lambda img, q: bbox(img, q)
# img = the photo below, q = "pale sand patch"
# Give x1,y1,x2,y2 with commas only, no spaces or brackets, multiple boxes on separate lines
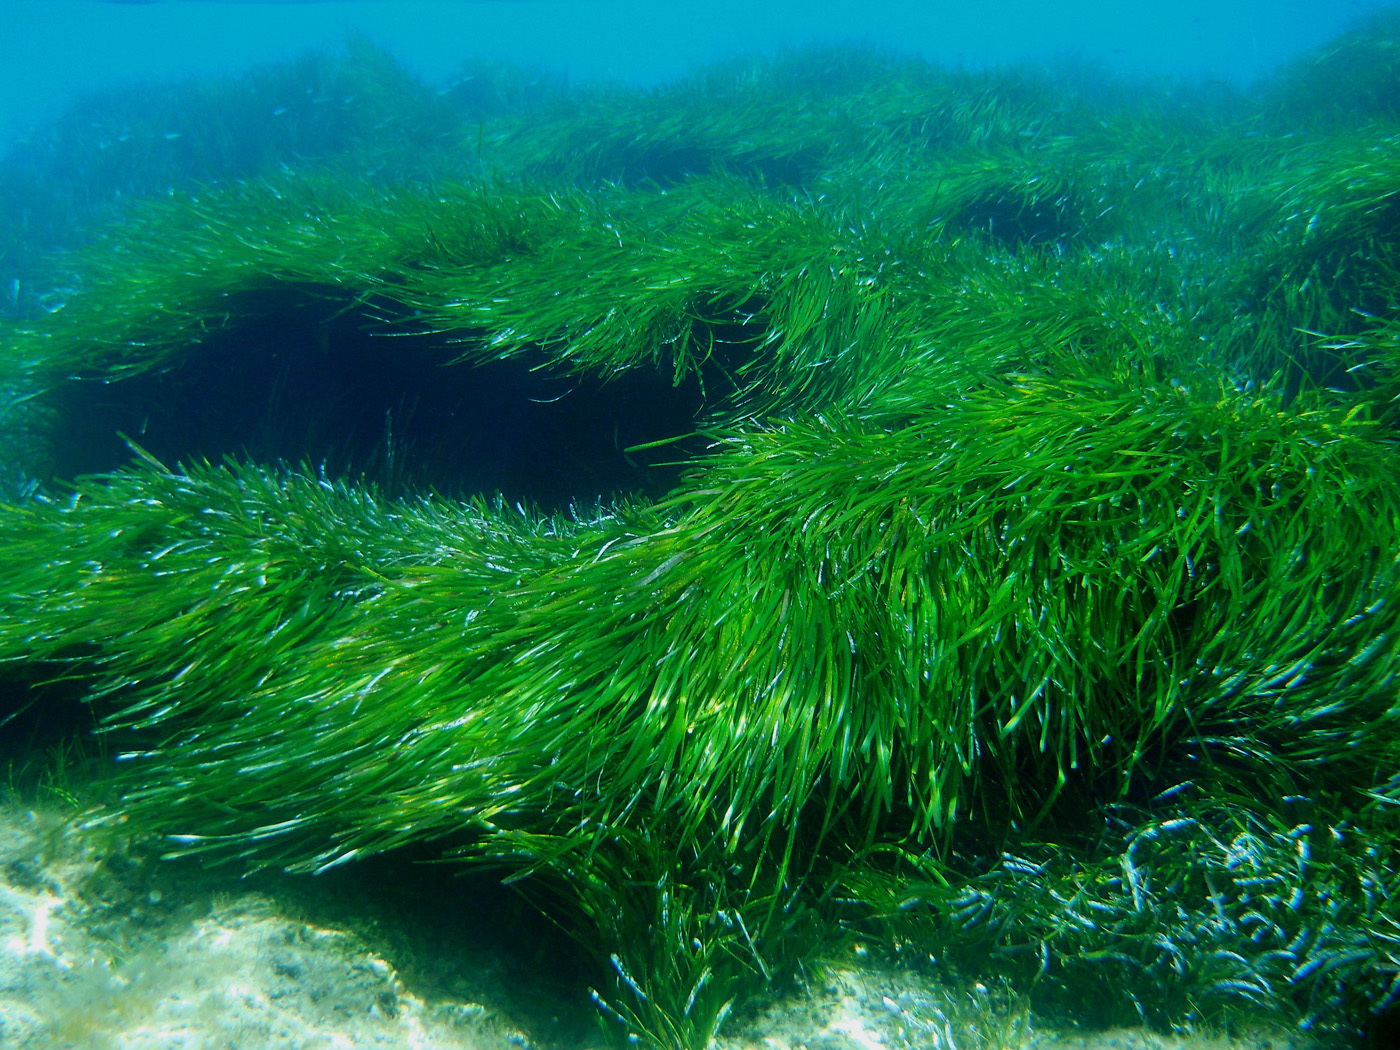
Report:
0,801,1327,1050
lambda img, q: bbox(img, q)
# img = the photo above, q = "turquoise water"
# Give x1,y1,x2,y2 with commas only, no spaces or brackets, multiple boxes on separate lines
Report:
2,0,1396,147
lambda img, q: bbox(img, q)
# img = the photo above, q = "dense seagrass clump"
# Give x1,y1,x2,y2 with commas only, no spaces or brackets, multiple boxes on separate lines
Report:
3,26,1400,1050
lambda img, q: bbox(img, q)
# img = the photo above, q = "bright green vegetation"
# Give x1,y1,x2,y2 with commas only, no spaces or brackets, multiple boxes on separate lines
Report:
3,14,1400,1049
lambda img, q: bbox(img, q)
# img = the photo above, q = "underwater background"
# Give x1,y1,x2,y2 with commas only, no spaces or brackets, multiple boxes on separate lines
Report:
4,2,1400,1048
2,0,1398,146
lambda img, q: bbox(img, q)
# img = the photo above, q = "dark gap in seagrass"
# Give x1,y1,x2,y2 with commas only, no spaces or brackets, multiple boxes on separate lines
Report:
39,285,754,511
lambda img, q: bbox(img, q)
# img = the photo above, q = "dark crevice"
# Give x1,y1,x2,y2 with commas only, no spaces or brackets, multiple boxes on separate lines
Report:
951,191,1080,249
39,288,754,510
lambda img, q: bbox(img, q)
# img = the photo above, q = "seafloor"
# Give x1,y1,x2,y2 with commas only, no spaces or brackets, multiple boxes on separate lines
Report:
0,798,1320,1050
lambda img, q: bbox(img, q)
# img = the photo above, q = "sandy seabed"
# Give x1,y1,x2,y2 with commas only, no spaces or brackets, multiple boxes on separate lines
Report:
0,800,1321,1050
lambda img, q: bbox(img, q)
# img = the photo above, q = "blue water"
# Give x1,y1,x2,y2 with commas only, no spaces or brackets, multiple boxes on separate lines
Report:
3,0,1396,148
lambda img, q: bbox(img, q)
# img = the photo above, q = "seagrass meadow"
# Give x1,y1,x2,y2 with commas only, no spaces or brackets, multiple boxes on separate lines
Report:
3,14,1400,1049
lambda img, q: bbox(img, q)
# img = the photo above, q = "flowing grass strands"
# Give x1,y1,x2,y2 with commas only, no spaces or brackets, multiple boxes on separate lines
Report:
0,461,839,1040
1255,133,1400,298
3,374,1396,862
0,455,595,853
8,28,1400,1046
4,365,1400,1047
843,791,1400,1033
825,144,1101,250
6,172,999,431
1218,132,1400,383
400,180,906,410
1336,313,1400,428
2,375,1395,1045
6,176,583,381
486,48,1077,189
875,247,1211,401
1251,10,1400,132
465,815,833,1050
